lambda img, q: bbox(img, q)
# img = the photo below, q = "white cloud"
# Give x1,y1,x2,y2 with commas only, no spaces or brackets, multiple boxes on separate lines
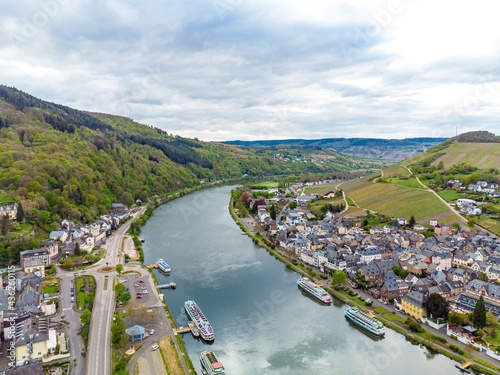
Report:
0,0,499,141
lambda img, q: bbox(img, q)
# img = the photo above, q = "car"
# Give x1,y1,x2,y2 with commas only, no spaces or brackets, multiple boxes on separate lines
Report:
134,283,140,287
149,329,155,334
136,295,142,299
143,290,148,294
139,280,145,284
151,344,159,351
71,297,74,302
141,286,147,290
366,298,372,303
136,291,142,295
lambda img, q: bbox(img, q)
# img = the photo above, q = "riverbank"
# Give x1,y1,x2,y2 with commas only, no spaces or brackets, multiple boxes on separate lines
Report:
228,195,500,375
126,204,194,375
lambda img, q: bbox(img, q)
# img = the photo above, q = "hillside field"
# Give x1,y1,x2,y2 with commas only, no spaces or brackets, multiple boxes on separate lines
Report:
341,180,464,225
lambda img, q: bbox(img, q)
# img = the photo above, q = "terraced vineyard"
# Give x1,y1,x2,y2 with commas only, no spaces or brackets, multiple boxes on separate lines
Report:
341,180,463,225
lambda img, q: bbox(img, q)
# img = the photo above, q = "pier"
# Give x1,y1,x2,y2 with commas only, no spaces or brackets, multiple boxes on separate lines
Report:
147,263,158,269
173,326,193,334
455,361,471,373
157,282,177,289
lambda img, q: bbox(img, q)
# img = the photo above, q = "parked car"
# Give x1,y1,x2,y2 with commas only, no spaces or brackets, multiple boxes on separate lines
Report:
150,329,155,334
139,280,145,284
143,290,149,294
141,286,147,290
134,283,140,287
136,295,142,299
151,344,159,351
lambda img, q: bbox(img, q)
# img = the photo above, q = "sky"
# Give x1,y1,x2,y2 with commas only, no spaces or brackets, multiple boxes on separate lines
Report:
1,0,499,142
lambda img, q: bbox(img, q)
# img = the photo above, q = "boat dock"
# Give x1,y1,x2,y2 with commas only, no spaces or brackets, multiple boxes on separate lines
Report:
455,361,471,373
174,326,192,334
147,263,158,269
157,282,177,289
173,325,198,336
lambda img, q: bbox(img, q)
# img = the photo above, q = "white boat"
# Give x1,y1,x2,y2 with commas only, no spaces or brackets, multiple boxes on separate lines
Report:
297,277,332,304
184,300,214,341
156,258,171,273
200,350,225,375
344,306,386,337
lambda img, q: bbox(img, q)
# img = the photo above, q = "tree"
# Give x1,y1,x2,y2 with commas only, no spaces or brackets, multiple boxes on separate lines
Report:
478,272,489,282
120,292,132,303
111,315,126,346
74,243,81,257
114,283,126,301
270,204,277,220
0,215,11,236
289,201,297,210
426,293,449,319
80,309,92,326
116,264,123,275
409,215,416,228
473,296,486,329
16,202,24,222
486,311,498,327
448,311,466,327
331,270,347,288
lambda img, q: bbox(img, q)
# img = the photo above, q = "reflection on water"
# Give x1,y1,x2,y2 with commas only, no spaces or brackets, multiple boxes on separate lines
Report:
141,186,463,375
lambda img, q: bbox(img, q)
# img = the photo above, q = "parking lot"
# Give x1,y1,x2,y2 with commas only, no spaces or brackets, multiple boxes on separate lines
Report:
119,273,153,304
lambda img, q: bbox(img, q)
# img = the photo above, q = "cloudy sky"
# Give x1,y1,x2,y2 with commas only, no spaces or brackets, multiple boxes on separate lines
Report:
1,0,499,141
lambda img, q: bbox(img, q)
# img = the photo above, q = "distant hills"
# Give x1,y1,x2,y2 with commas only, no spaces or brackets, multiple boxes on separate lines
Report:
223,137,448,161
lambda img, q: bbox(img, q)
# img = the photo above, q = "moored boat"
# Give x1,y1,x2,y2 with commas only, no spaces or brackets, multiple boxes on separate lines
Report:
344,306,386,337
156,258,171,273
200,350,225,375
297,277,332,304
188,321,200,338
185,300,214,341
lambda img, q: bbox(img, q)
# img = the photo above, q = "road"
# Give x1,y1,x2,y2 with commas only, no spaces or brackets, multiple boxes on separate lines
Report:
85,208,145,375
56,269,85,375
403,166,468,222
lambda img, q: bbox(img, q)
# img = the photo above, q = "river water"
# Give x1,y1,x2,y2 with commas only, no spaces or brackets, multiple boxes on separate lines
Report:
140,186,461,375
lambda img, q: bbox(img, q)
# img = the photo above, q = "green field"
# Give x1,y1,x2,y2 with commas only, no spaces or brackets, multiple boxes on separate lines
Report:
250,181,279,189
385,177,426,190
478,218,500,237
342,180,462,224
427,142,500,169
304,182,339,195
308,196,344,216
437,190,466,202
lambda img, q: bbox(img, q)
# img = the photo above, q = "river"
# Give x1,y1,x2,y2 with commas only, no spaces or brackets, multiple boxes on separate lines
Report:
140,186,462,375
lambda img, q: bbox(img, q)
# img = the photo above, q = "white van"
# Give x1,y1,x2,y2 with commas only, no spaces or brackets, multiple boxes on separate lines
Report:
151,344,159,351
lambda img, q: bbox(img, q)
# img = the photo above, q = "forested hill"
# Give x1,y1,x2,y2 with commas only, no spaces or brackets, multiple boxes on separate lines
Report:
223,137,448,161
0,85,369,231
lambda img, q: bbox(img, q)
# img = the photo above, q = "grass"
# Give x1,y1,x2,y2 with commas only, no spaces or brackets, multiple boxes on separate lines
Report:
42,277,60,294
477,217,500,237
438,189,467,202
383,313,407,323
250,181,279,189
342,180,460,223
75,275,95,310
158,336,185,375
304,182,339,195
429,142,500,169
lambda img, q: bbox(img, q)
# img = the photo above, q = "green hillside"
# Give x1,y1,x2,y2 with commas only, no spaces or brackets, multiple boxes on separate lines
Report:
0,85,377,264
341,132,499,232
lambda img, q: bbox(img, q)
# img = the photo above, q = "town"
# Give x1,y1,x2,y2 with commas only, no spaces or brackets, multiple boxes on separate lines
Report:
236,179,500,363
